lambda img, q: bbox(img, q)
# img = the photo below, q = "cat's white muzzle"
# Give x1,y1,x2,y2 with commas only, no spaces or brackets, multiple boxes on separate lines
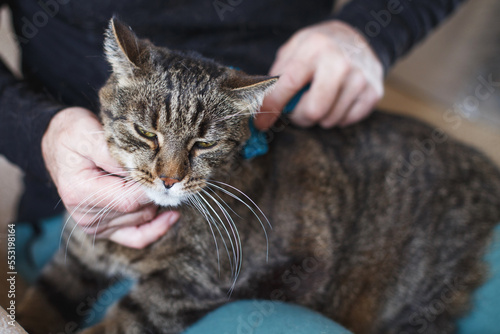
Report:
144,183,185,207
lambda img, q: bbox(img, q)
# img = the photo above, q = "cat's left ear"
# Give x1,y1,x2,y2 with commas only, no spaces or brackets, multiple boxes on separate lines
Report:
104,17,150,85
224,74,279,113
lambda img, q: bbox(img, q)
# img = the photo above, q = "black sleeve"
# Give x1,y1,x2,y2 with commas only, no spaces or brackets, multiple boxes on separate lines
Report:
0,55,64,184
332,0,466,73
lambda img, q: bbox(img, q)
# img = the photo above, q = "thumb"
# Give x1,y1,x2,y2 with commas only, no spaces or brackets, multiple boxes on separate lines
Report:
78,115,126,176
254,97,281,131
255,60,312,131
92,134,126,176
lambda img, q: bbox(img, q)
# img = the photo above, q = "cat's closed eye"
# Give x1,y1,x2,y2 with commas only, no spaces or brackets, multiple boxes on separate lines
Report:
135,124,157,139
194,141,217,149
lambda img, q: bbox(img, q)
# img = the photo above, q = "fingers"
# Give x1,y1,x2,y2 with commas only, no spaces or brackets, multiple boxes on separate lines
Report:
318,69,367,128
43,107,180,249
291,54,348,127
255,20,384,130
65,108,125,175
81,120,125,175
43,107,151,230
106,211,180,249
255,59,312,130
73,202,157,233
338,86,382,127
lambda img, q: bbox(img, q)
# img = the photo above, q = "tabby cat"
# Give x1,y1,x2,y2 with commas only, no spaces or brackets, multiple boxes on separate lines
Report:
17,18,500,334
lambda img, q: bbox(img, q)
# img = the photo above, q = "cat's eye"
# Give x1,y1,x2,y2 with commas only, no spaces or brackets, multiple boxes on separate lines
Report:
195,141,217,149
135,125,157,139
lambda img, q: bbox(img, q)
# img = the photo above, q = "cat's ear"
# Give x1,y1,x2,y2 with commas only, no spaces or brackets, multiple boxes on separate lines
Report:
104,17,150,85
224,74,279,113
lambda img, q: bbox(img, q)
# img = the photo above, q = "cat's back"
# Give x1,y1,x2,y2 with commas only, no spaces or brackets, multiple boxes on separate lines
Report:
269,111,500,195
250,111,500,332
265,111,500,236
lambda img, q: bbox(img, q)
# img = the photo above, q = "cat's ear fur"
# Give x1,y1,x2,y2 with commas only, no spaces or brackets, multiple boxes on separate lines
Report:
104,17,150,85
224,74,279,113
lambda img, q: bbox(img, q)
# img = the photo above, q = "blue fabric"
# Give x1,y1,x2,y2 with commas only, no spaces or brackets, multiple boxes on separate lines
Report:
457,224,500,334
14,216,500,333
184,300,351,334
242,120,270,159
15,215,62,284
241,85,310,160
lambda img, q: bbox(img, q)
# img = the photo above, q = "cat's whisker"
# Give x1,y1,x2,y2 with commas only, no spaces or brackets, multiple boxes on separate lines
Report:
86,180,145,247
90,176,145,227
65,174,134,211
62,177,133,259
207,180,271,261
200,190,239,267
86,186,139,237
189,195,226,275
88,180,146,246
65,173,134,199
209,180,271,230
54,172,134,211
64,176,142,256
203,185,243,288
196,192,237,278
189,195,221,268
200,189,242,294
76,177,138,233
88,179,146,241
65,183,131,257
205,186,242,219
90,159,131,171
213,111,247,122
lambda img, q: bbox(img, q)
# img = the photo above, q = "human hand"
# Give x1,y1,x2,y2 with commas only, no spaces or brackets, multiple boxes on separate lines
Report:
255,20,384,130
42,107,179,248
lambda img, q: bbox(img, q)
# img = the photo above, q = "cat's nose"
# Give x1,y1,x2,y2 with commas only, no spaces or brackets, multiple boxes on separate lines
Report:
160,176,181,189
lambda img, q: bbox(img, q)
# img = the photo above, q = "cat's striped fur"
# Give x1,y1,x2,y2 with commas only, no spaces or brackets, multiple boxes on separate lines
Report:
17,18,500,334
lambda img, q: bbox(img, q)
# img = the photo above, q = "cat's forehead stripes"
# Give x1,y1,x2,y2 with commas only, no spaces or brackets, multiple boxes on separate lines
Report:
162,93,172,126
189,99,206,130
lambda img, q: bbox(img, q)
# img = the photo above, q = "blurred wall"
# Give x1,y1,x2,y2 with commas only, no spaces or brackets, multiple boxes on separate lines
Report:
387,0,500,127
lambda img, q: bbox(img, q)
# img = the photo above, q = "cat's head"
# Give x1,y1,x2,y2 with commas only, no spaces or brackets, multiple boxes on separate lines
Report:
99,18,277,207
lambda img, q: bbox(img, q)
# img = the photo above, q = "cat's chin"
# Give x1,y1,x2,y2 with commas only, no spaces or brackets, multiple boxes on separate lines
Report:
144,188,185,207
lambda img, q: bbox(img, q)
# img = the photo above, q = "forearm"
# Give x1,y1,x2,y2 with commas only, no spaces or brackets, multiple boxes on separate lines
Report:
333,0,466,72
0,60,64,183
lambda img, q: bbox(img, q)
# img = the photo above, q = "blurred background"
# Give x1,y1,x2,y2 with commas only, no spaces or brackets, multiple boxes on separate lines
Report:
0,0,500,313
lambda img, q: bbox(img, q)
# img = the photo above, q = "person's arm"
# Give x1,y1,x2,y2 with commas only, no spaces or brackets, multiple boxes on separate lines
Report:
0,60,61,184
334,0,465,72
255,0,465,130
